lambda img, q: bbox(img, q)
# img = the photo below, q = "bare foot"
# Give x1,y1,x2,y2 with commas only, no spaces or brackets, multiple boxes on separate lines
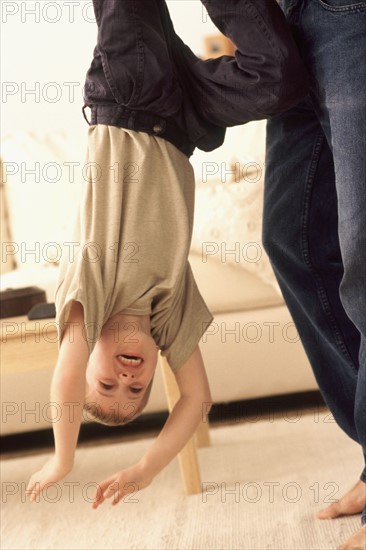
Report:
337,525,366,550
317,480,366,519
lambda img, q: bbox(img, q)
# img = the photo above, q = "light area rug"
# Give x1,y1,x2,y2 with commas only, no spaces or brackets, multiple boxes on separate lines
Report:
1,410,363,550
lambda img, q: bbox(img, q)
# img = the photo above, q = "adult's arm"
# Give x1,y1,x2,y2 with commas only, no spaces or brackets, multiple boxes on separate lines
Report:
166,0,309,126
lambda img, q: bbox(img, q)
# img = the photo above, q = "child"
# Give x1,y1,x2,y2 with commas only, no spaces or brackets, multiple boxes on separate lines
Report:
26,0,308,507
55,124,214,427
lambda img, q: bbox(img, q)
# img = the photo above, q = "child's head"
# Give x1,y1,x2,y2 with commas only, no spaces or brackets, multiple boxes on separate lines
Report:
84,313,158,426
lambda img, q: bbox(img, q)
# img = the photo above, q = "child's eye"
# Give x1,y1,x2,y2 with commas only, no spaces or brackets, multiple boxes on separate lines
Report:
130,387,143,394
100,382,114,391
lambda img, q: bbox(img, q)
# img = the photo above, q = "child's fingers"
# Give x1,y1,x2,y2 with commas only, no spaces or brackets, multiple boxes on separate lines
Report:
26,472,39,491
25,481,34,494
26,474,60,502
103,482,119,500
112,488,122,506
92,478,117,508
25,480,41,501
112,480,139,505
25,478,37,493
92,485,106,508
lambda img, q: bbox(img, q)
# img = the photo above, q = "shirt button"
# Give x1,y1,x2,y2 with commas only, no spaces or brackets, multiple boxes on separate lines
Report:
153,124,163,134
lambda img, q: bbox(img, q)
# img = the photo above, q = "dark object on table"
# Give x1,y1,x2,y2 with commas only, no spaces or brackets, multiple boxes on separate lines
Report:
27,302,56,320
0,287,47,318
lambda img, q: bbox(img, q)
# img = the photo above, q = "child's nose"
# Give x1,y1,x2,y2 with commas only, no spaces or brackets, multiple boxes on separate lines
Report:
118,371,137,382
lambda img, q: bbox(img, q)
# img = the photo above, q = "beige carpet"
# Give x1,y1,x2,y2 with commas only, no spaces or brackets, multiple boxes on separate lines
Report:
1,411,363,550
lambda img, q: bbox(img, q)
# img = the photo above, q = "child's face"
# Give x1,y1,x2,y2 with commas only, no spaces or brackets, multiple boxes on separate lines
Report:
85,314,158,421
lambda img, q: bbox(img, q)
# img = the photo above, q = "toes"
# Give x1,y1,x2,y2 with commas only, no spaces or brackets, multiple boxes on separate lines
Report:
337,526,366,550
317,503,341,519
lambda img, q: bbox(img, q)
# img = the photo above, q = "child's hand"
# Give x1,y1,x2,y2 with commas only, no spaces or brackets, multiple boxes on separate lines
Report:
26,456,73,502
92,462,154,508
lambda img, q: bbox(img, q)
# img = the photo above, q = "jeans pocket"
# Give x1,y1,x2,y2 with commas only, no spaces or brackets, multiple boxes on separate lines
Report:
317,0,366,12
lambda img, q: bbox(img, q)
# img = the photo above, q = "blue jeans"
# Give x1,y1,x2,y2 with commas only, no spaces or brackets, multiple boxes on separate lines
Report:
263,0,366,524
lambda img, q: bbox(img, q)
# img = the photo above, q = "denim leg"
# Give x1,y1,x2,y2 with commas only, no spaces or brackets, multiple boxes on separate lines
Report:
362,506,366,526
264,98,360,438
263,0,366,492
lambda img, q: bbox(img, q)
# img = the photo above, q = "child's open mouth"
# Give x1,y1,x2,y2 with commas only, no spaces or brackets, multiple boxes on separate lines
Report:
118,354,143,366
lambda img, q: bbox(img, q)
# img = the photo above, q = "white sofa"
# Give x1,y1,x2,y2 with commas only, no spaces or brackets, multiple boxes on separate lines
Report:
0,122,318,435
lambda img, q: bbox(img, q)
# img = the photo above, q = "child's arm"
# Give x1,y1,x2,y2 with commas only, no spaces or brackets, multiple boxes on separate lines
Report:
92,345,212,508
26,301,89,501
140,345,212,474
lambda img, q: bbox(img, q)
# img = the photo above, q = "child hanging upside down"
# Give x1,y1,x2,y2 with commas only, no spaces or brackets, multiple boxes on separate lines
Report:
26,0,308,507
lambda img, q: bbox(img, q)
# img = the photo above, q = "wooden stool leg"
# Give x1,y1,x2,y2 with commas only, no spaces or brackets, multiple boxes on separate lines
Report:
159,353,202,495
194,418,211,448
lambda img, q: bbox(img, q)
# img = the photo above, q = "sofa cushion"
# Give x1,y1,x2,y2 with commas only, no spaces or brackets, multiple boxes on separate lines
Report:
189,121,281,296
189,252,283,313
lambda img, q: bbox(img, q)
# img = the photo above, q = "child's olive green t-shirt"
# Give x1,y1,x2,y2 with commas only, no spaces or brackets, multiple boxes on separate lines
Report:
54,124,213,371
